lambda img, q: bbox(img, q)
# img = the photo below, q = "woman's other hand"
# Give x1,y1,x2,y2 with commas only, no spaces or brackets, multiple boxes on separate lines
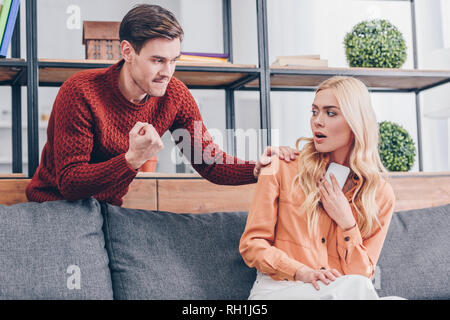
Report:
294,266,342,290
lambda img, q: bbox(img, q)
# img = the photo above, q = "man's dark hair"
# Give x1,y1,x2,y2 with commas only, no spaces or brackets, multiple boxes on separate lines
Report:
119,4,184,54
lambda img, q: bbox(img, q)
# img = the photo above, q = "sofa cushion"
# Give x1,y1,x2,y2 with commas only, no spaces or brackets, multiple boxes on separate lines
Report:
102,203,255,299
0,198,113,299
376,203,450,299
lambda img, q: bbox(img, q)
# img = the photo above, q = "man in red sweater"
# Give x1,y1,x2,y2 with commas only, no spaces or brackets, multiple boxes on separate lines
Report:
26,4,298,206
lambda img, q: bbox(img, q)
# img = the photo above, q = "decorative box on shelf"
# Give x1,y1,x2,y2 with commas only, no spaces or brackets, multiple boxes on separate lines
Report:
82,21,121,60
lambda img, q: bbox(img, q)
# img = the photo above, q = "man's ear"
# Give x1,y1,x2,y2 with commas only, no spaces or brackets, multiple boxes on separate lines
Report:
121,40,134,62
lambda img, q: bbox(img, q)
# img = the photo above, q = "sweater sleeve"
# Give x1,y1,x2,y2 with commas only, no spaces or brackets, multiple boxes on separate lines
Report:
168,80,257,185
336,181,396,278
52,82,137,201
239,157,306,281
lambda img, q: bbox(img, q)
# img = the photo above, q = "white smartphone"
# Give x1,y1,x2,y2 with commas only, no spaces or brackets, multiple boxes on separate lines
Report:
325,162,351,190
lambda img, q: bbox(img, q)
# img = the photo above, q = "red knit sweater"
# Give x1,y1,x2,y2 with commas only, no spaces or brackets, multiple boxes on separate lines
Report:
26,60,256,206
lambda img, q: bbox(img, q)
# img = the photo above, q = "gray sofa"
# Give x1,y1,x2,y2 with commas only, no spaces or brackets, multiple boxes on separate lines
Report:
0,198,448,299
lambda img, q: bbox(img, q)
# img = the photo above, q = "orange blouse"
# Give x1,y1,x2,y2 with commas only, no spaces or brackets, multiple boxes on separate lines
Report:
239,155,396,281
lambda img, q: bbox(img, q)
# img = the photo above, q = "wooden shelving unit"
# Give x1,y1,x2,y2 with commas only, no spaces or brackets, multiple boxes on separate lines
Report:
1,0,449,175
1,58,259,88
36,59,259,88
243,66,450,92
0,0,266,176
0,58,26,85
3,58,450,92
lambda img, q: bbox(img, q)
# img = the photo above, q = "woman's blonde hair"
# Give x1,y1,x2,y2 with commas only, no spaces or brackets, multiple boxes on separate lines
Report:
292,76,388,238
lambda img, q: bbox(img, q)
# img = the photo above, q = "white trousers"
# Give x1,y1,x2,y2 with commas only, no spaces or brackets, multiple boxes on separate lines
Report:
248,271,405,300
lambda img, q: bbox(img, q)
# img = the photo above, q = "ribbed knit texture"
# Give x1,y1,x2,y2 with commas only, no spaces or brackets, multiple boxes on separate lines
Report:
26,60,256,206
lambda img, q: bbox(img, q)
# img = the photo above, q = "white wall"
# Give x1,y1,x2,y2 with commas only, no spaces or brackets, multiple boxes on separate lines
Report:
416,0,450,171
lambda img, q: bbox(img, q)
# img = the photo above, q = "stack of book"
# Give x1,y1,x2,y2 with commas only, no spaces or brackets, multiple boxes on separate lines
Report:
0,0,20,58
272,55,328,68
178,52,230,65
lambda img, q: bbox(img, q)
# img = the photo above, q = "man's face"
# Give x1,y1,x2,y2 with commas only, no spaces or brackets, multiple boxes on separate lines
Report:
125,37,181,97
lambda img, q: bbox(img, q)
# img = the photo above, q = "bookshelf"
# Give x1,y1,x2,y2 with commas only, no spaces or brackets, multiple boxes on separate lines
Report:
245,66,450,92
37,59,259,88
3,59,450,92
0,58,259,87
1,0,449,176
252,0,450,172
0,58,25,85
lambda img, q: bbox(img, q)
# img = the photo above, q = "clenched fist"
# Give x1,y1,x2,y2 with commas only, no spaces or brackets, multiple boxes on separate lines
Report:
125,122,164,170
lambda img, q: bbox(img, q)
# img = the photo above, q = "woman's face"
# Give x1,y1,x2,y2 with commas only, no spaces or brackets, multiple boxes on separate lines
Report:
310,89,354,164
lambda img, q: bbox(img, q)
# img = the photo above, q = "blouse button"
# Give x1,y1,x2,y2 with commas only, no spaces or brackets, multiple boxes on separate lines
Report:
321,237,326,244
344,236,350,242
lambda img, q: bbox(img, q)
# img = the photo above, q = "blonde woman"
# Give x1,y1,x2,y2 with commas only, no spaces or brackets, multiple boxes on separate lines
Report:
239,76,399,300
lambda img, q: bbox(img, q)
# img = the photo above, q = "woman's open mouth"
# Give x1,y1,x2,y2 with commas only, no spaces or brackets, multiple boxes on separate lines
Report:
314,132,327,143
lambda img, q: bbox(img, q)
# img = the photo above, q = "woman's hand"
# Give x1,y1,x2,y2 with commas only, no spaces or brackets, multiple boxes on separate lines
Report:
294,265,342,290
318,173,356,230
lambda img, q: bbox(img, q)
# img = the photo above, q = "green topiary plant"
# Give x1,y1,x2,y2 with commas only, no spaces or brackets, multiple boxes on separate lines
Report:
378,121,416,171
344,19,407,68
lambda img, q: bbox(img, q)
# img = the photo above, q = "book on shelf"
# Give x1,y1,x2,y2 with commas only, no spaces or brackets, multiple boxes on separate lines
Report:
0,0,19,58
181,51,228,58
0,0,12,51
272,55,328,68
179,51,229,64
179,55,228,63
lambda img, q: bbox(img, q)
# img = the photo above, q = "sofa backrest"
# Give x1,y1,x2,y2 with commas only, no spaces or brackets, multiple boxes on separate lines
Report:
376,204,450,299
0,196,448,299
102,203,254,299
102,201,450,300
0,198,113,299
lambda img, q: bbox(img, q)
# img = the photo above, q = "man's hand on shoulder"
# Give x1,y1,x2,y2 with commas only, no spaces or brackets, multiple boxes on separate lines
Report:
253,146,299,179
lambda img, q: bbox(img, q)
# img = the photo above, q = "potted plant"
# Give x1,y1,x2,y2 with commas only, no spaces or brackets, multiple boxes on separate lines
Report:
378,121,416,171
344,19,407,68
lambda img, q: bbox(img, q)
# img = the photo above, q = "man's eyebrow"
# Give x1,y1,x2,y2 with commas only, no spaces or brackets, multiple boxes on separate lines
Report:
151,55,181,60
312,104,339,109
151,55,166,59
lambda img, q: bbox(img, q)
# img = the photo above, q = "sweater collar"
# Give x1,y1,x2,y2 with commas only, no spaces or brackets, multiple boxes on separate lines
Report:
107,59,156,110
